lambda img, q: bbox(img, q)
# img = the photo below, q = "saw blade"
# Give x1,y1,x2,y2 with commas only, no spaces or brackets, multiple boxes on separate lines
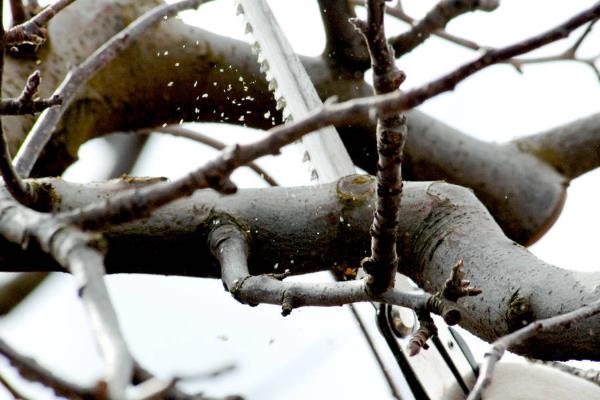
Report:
235,0,355,183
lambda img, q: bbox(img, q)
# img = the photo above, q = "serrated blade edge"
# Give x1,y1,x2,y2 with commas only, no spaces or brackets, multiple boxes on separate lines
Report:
235,0,356,183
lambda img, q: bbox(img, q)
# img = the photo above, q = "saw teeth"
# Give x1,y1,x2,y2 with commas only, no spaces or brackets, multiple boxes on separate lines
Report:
251,41,261,55
260,59,270,74
235,3,244,15
310,169,319,182
276,97,286,111
302,151,311,163
268,79,278,92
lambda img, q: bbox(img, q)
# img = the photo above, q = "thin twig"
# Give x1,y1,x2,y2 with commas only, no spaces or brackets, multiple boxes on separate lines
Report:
0,370,30,400
4,0,77,46
12,0,208,178
0,337,93,399
352,0,407,295
357,0,600,76
9,0,27,26
208,221,461,322
138,126,279,187
407,260,480,356
467,299,600,400
0,197,136,398
388,0,499,57
0,70,59,206
59,2,600,232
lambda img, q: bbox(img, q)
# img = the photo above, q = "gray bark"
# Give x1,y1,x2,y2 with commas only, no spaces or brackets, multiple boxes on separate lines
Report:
0,176,597,361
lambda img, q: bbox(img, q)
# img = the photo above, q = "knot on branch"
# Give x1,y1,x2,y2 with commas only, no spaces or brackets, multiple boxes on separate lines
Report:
4,21,48,46
442,259,482,302
427,260,482,325
361,256,398,295
506,289,535,332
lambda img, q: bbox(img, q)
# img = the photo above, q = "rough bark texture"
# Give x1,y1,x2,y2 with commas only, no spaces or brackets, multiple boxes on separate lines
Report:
0,0,579,247
0,176,597,361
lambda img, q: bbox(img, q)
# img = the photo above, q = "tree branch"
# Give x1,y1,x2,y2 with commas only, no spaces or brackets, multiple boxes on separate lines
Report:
0,337,94,399
468,300,600,400
513,112,600,179
0,0,575,247
12,0,208,178
316,0,371,71
0,177,596,359
352,0,407,294
208,220,460,321
388,0,499,57
0,197,136,398
138,125,278,187
370,1,600,75
4,0,77,46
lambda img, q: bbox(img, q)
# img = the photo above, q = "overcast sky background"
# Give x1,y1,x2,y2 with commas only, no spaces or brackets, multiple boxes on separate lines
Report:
0,0,598,399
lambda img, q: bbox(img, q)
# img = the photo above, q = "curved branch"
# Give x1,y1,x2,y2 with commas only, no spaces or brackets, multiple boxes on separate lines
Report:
388,0,499,57
514,112,600,180
0,0,593,246
0,176,598,360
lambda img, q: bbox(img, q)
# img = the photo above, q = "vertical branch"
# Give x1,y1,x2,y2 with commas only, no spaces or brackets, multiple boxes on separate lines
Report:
9,0,27,26
316,0,371,71
351,0,407,295
0,3,36,207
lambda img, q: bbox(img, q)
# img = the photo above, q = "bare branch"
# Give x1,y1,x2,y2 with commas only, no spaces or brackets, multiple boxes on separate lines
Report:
4,0,78,46
58,1,600,232
316,0,371,71
0,371,31,400
468,300,600,400
0,272,47,315
352,0,407,294
514,112,600,180
9,0,28,26
12,0,208,178
0,197,135,398
138,126,279,187
0,337,94,399
388,0,499,57
208,220,462,322
365,0,600,74
0,71,59,207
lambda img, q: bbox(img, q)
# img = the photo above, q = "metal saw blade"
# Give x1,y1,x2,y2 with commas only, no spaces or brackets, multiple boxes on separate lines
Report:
235,0,355,183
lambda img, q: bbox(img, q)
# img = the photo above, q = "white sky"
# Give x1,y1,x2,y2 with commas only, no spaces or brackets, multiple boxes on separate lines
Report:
0,1,599,399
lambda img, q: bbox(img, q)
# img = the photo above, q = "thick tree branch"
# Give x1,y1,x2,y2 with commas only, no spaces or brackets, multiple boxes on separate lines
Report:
513,112,600,179
316,0,371,71
0,177,597,360
0,0,576,247
56,1,600,235
12,0,207,178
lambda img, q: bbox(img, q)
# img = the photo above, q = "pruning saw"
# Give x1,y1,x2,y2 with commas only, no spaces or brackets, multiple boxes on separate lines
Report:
234,1,477,398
